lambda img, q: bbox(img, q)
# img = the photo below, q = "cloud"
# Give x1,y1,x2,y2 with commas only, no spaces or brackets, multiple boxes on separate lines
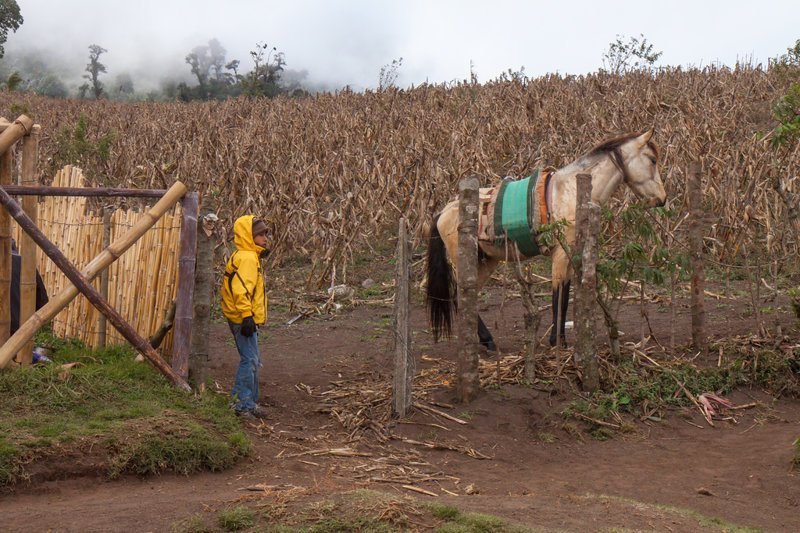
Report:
3,0,797,92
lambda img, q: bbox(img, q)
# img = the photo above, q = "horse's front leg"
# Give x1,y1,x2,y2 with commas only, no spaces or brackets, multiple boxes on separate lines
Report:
477,315,497,352
549,281,571,347
549,247,572,347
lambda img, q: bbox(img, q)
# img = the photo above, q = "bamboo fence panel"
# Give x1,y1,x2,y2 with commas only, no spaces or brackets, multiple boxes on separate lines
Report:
15,166,182,353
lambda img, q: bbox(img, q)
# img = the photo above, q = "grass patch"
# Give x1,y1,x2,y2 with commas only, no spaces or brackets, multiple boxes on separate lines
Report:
429,503,461,520
563,346,800,432
583,493,760,532
536,432,556,444
170,513,214,533
0,340,249,486
358,285,387,299
793,437,800,470
217,505,256,531
306,516,395,532
429,503,530,532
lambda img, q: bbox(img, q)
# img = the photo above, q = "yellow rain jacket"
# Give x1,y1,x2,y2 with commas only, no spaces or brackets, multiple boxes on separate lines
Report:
220,215,268,325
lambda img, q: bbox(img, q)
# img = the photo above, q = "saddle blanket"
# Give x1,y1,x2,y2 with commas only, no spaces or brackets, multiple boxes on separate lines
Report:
478,169,553,257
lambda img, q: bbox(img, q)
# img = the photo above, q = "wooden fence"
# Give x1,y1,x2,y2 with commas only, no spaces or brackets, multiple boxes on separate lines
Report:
15,166,183,352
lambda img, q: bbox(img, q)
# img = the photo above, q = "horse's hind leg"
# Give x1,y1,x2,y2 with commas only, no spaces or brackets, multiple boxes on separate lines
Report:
548,281,571,347
478,315,497,352
476,255,499,352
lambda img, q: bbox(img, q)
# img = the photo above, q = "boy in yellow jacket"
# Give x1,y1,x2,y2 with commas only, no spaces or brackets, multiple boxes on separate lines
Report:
220,215,269,419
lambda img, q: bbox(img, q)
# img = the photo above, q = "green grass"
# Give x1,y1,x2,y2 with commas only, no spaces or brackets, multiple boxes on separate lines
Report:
358,285,386,299
563,346,800,432
217,505,256,531
536,432,556,444
430,505,531,532
0,340,249,485
170,514,214,533
793,437,800,469
430,503,461,520
305,517,395,532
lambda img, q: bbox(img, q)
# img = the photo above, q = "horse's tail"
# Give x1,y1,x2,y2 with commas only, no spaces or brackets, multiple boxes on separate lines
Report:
426,215,454,341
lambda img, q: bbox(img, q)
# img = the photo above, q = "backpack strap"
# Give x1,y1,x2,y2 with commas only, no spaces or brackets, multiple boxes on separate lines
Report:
225,251,252,299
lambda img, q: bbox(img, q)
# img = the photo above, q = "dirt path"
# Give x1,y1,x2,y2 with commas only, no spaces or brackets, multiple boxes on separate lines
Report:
2,296,799,532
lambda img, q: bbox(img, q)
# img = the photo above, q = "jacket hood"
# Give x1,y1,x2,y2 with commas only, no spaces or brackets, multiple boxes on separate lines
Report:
232,215,266,253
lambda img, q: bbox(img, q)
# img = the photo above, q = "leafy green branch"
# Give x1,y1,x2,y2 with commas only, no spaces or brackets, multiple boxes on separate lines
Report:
595,204,688,355
48,115,116,182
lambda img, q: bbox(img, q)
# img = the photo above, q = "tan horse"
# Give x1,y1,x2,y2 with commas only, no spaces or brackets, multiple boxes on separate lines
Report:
426,129,666,350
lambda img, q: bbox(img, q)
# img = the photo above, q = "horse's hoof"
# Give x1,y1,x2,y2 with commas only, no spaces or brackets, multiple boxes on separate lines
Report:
549,334,568,348
484,341,497,352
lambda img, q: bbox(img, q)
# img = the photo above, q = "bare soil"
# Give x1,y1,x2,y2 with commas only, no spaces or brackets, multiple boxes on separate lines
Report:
2,270,799,532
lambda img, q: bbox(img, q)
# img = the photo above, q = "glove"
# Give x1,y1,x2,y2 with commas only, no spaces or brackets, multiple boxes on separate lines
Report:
260,248,270,259
240,316,256,337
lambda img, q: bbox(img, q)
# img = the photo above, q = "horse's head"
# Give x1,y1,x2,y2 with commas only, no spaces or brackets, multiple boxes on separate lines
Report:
619,128,666,207
594,128,666,208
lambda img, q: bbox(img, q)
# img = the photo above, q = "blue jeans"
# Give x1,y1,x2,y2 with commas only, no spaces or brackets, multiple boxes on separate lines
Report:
229,321,261,412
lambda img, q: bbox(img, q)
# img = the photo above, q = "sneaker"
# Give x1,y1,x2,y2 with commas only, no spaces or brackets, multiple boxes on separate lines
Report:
251,406,269,419
235,407,268,420
235,409,256,420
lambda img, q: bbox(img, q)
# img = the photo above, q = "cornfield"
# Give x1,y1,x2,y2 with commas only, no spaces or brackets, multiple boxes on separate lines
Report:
1,64,798,287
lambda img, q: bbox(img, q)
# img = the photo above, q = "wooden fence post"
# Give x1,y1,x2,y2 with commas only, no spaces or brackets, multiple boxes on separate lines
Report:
172,192,198,380
574,174,591,269
0,116,34,358
0,151,11,345
17,127,39,365
392,217,413,417
97,206,112,348
574,174,600,391
688,161,706,353
189,198,217,390
457,176,480,402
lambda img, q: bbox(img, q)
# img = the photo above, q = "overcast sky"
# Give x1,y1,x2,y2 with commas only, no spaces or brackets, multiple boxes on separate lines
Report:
5,0,799,91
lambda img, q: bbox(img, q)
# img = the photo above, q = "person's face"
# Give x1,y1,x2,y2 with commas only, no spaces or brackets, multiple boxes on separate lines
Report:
253,232,268,248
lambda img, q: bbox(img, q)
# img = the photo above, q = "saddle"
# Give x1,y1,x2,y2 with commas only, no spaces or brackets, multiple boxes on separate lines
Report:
478,168,554,257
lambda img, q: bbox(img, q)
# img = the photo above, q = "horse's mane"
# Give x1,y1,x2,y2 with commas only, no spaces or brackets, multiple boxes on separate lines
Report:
589,129,659,159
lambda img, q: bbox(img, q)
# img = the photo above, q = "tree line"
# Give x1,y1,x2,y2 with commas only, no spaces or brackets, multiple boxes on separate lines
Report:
0,0,304,100
0,37,305,101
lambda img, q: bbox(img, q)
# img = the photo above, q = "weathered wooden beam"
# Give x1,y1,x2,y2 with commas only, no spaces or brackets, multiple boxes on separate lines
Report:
171,192,198,380
0,151,11,345
97,207,113,348
0,116,33,352
456,176,480,402
17,129,39,365
574,173,599,392
189,198,217,390
149,300,177,349
1,185,168,198
392,217,413,417
0,115,32,156
688,161,706,353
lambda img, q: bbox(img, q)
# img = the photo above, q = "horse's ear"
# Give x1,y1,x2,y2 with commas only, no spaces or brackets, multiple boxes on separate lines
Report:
635,127,654,147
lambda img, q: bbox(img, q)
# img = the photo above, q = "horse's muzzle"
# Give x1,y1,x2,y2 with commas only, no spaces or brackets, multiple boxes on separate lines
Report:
648,196,666,208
